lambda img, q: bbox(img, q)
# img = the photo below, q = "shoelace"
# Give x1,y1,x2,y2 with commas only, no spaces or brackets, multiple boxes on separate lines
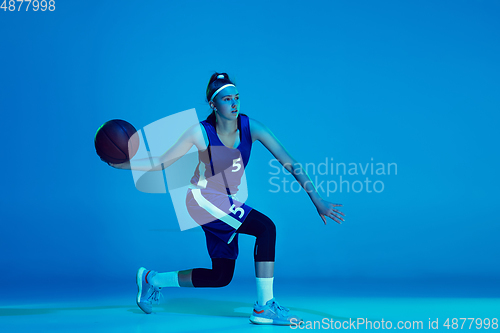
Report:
147,286,163,304
270,300,289,314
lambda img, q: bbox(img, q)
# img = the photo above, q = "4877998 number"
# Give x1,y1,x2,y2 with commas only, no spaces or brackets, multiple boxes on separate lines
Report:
443,318,498,330
1,0,55,11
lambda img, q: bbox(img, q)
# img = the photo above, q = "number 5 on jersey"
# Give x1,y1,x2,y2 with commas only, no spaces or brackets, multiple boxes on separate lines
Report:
229,204,244,219
232,158,241,172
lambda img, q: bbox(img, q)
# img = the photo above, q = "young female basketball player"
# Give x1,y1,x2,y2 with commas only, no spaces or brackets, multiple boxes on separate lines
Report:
110,73,345,325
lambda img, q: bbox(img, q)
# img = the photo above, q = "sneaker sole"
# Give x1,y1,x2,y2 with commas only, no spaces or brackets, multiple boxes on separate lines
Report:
250,315,294,326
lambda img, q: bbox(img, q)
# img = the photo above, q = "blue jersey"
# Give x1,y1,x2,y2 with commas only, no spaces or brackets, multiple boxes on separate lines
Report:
190,113,252,194
185,113,254,259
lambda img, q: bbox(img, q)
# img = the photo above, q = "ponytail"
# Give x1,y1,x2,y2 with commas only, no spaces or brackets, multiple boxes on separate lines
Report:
206,72,236,103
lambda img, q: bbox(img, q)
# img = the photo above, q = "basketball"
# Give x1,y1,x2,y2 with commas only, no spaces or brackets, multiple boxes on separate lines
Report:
94,119,140,164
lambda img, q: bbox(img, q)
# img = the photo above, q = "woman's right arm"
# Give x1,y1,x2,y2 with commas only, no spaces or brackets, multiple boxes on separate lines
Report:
110,124,204,171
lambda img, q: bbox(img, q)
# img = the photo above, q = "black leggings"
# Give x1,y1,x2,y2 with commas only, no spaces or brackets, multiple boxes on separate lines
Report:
191,209,276,287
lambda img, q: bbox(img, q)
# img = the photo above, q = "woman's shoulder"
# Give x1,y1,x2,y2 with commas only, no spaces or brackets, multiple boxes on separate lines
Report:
249,116,270,130
183,122,209,151
247,116,270,142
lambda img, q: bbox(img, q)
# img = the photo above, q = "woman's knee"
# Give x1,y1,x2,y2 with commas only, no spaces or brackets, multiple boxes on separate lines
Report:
259,214,276,239
215,269,234,287
249,210,276,238
212,258,235,287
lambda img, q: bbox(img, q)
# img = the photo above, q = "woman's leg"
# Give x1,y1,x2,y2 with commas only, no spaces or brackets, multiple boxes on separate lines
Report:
236,209,302,325
151,209,275,291
237,209,277,305
136,258,235,314
149,258,236,288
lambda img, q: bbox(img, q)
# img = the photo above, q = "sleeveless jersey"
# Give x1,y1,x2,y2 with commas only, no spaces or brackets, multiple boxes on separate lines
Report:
185,113,253,259
189,113,252,194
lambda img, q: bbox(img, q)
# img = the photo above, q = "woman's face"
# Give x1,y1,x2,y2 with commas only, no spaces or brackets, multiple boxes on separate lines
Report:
211,86,240,121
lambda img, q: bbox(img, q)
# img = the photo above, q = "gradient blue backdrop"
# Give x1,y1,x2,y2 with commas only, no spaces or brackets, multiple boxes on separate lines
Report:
1,0,499,294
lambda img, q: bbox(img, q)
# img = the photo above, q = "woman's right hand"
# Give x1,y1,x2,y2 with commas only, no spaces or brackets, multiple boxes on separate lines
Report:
315,198,345,225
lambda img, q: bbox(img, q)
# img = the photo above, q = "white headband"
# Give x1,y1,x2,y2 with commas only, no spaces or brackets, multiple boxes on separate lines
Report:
210,84,235,102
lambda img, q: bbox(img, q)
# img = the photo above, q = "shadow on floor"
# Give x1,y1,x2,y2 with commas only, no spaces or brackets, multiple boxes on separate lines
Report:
0,305,131,317
1,298,348,321
150,297,349,320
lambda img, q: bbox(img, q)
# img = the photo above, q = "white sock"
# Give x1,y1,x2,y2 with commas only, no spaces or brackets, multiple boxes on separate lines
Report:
256,277,274,306
150,271,180,288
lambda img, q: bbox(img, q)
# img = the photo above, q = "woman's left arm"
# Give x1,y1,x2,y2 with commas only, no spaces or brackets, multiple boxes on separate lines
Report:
250,118,345,224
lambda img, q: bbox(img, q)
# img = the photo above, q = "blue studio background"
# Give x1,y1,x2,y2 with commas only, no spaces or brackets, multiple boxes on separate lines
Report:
1,0,499,297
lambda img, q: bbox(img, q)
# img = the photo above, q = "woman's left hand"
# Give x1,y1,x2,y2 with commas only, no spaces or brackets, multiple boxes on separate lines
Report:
315,199,345,225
